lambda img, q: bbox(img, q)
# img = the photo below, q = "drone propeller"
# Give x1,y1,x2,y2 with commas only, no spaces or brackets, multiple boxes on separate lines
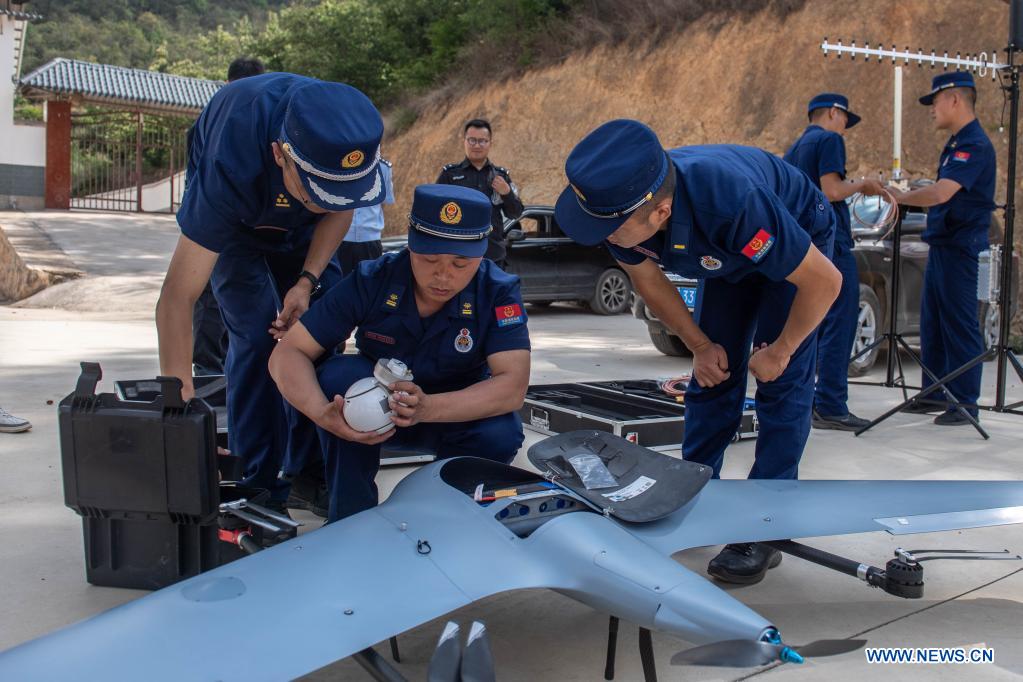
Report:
460,621,497,682
427,622,461,682
670,637,866,667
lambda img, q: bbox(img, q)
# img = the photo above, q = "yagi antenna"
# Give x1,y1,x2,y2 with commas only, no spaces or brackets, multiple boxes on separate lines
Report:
821,38,1006,78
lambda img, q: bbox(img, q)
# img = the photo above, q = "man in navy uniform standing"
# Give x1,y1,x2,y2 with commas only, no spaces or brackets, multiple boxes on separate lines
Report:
437,119,523,266
784,93,884,430
888,72,996,425
156,73,386,516
269,184,530,522
556,120,841,584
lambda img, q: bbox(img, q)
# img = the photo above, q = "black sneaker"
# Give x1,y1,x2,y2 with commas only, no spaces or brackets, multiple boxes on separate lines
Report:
900,400,942,414
812,409,870,431
286,476,329,518
934,410,976,426
707,543,782,585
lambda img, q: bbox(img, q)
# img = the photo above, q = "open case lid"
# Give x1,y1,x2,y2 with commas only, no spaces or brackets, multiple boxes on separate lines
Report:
527,430,712,523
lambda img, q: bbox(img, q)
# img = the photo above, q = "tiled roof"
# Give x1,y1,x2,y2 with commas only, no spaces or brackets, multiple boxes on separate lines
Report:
19,58,223,115
0,8,43,21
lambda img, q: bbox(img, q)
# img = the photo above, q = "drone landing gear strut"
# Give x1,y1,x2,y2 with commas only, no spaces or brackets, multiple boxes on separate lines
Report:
604,616,658,682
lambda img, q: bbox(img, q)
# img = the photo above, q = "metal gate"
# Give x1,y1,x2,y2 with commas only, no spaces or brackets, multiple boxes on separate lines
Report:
70,110,190,213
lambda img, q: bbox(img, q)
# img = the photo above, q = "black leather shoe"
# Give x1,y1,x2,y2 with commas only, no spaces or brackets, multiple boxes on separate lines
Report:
707,543,782,585
812,409,870,431
900,400,943,414
286,475,329,518
934,410,976,426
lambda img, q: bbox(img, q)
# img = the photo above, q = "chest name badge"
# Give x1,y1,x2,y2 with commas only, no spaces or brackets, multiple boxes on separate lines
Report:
741,229,775,263
275,193,291,208
700,255,722,271
953,150,971,162
495,303,524,327
455,328,474,353
365,331,396,345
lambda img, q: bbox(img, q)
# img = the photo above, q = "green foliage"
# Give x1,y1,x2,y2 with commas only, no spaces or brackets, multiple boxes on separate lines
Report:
13,96,43,122
20,0,799,113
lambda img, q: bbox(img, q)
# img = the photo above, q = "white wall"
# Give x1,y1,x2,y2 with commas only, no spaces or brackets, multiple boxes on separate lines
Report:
0,14,46,168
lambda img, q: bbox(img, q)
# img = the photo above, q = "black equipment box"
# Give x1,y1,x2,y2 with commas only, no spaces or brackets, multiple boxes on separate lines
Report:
115,374,433,467
519,379,758,451
60,363,255,590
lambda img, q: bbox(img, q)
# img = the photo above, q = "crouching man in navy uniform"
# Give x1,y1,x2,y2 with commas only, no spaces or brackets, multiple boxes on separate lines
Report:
556,120,841,584
269,185,530,522
784,93,884,431
888,73,996,426
156,74,386,515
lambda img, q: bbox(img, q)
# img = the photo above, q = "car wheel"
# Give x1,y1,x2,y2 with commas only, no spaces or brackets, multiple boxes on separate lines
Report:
979,302,999,349
649,328,692,357
589,268,632,315
848,284,882,377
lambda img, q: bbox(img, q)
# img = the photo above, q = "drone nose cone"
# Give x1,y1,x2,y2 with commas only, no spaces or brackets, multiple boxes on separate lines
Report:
653,582,773,645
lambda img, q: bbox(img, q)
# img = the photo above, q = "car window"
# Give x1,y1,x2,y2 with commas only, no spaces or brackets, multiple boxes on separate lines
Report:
549,215,568,239
514,217,544,237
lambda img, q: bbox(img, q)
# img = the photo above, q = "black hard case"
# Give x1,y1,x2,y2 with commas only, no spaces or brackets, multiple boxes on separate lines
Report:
59,363,232,590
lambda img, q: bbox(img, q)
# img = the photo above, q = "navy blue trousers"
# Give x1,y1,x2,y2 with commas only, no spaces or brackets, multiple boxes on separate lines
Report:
814,241,859,417
192,283,228,376
683,274,819,480
920,244,984,414
211,241,341,500
316,354,524,522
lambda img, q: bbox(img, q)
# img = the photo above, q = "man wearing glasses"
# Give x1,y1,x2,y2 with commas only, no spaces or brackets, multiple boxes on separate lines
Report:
437,118,523,266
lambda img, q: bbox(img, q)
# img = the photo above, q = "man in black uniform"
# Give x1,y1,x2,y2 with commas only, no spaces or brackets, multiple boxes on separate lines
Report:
436,118,523,266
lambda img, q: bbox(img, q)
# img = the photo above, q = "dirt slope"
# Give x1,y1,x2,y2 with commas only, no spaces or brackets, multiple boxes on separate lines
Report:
386,0,1011,223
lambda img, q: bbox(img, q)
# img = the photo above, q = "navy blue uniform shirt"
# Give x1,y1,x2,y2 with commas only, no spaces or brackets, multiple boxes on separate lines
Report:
924,118,996,252
608,145,833,282
179,73,323,254
783,125,853,249
301,251,530,393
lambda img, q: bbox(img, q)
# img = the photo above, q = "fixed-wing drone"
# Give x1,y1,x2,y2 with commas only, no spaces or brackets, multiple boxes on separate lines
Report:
1,430,1021,681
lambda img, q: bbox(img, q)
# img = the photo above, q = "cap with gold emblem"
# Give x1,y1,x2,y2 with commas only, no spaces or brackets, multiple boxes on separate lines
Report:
279,81,384,211
555,119,671,246
407,184,493,257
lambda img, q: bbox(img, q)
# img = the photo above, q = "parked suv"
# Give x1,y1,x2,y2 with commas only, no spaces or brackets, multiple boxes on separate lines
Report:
633,197,1016,375
383,205,633,315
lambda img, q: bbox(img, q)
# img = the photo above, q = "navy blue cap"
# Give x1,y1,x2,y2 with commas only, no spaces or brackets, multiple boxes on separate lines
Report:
808,92,861,128
279,81,384,212
919,72,976,105
554,119,670,246
407,184,493,257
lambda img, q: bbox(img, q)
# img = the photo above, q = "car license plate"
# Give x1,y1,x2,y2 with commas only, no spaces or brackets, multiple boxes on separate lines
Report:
677,286,697,309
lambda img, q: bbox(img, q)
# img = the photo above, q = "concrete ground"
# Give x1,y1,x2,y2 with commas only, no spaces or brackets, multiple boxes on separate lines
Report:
1,209,1022,681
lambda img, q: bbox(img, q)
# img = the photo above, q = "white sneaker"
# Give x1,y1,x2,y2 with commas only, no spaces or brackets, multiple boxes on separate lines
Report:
0,407,31,433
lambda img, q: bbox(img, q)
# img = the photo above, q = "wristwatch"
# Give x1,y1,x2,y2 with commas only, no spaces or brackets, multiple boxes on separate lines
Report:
298,270,321,293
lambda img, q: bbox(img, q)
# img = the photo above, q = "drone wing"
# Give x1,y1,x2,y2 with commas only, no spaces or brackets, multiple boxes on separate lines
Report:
0,461,569,682
627,479,1023,555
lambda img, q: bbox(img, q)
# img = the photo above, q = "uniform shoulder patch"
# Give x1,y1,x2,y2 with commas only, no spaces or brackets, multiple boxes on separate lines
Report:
953,150,971,162
494,303,524,327
741,229,775,263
